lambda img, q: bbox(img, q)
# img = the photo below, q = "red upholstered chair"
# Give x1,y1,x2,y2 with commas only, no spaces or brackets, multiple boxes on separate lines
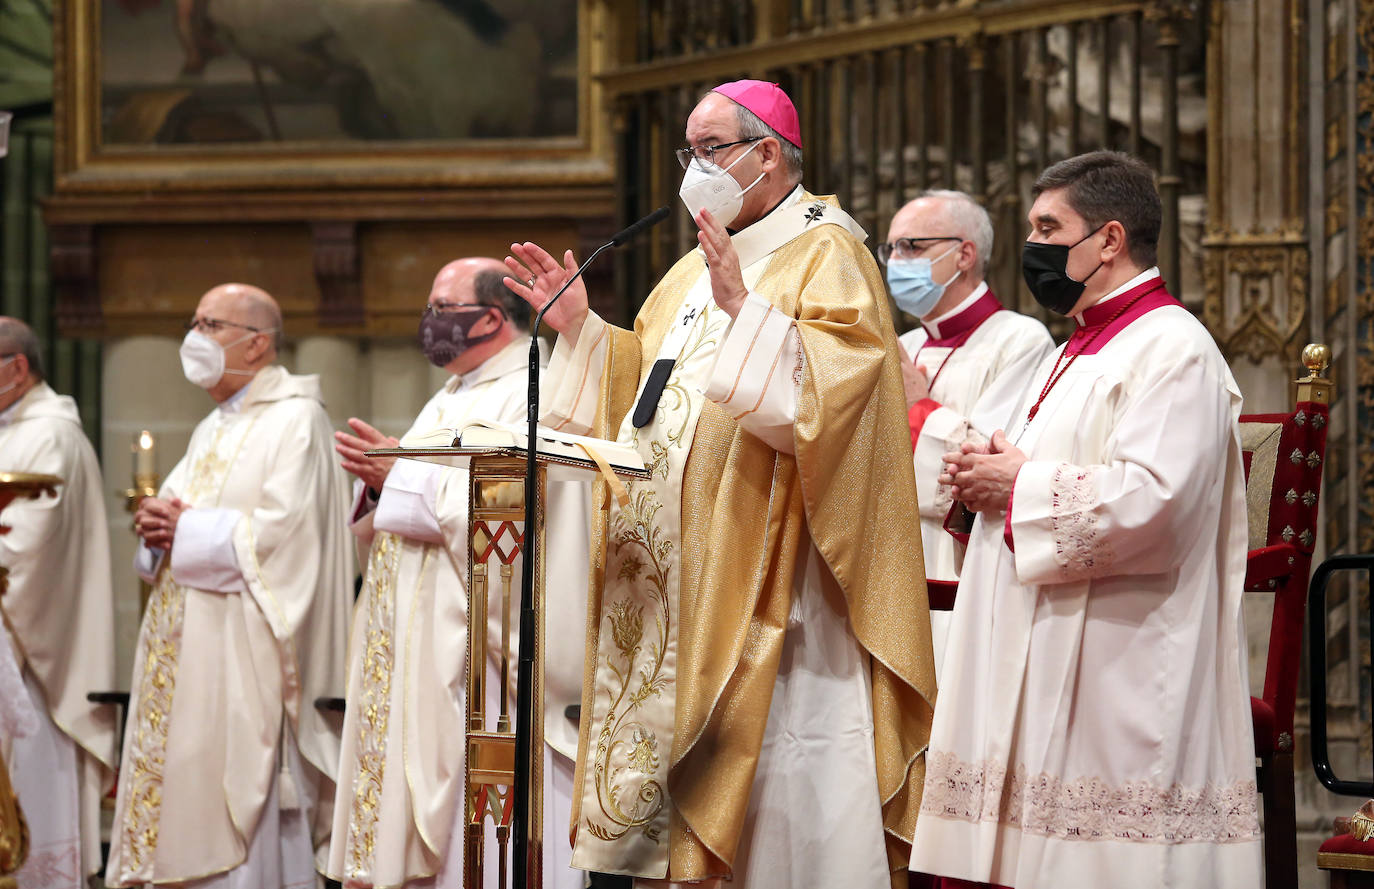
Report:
1239,343,1333,889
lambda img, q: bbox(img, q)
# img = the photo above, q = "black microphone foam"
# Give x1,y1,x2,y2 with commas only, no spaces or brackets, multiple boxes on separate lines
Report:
610,206,671,247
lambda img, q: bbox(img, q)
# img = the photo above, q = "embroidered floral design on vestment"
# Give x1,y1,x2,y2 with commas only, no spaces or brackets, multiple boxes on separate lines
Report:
115,421,239,881
585,487,672,845
346,533,402,878
1049,463,1113,576
921,751,1261,843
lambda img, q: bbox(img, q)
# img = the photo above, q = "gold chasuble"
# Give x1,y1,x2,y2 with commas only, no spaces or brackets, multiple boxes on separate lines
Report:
557,190,935,885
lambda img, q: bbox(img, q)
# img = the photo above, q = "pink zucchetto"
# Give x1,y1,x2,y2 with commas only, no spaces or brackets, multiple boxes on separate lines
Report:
710,79,803,150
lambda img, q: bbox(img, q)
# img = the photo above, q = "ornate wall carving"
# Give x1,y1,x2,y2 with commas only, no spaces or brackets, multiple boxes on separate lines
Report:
1202,0,1310,367
1202,242,1310,364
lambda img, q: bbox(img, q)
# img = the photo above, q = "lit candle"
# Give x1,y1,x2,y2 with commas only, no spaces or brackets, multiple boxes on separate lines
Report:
134,430,155,477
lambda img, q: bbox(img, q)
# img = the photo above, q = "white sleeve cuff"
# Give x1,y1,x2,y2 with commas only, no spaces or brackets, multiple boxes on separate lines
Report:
542,312,609,436
913,405,973,521
134,543,166,585
349,478,378,542
373,459,445,544
170,507,246,592
1008,459,1061,584
704,292,799,453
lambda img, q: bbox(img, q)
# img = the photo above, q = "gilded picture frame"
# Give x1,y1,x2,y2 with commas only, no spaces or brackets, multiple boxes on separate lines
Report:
53,0,614,192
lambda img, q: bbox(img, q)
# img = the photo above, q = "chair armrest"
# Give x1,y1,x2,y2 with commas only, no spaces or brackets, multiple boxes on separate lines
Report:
1245,544,1299,593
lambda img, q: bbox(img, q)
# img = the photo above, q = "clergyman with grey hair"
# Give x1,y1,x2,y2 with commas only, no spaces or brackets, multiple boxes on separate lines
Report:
502,78,935,888
880,189,1054,669
0,316,118,886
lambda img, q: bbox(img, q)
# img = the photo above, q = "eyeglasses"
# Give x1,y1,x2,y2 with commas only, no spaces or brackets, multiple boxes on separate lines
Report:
876,236,963,265
184,316,267,334
423,302,502,319
675,137,764,170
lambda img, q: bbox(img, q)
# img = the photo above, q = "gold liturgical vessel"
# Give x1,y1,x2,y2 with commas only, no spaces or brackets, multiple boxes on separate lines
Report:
0,471,63,888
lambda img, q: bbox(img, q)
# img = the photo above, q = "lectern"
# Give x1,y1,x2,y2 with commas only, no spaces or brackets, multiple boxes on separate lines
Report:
368,443,645,889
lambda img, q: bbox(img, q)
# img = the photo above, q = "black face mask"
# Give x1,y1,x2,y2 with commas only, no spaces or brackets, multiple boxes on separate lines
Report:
417,305,502,368
1021,224,1105,315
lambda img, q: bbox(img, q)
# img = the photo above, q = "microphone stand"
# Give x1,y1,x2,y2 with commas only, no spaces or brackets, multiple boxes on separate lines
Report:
512,207,668,888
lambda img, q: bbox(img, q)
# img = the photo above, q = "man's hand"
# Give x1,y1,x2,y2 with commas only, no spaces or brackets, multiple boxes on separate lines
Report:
504,243,590,342
335,418,399,492
897,344,931,408
943,430,1027,514
135,496,189,550
695,208,749,318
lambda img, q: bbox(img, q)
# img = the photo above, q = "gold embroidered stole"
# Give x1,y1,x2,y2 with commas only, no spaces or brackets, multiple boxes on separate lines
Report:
115,409,257,882
338,388,483,879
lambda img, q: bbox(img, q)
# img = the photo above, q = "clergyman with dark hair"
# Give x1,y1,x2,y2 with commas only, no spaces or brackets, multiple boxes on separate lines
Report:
326,257,591,889
0,316,117,886
909,150,1263,888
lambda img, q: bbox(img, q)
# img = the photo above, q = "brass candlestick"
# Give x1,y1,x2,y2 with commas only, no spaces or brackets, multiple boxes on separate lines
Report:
123,430,159,514
0,470,63,886
123,431,160,613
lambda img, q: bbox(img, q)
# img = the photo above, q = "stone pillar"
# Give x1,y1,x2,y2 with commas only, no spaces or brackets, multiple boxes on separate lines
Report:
1202,0,1310,414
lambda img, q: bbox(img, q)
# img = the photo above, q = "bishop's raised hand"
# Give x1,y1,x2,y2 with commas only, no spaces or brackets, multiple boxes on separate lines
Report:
504,242,590,342
694,208,749,318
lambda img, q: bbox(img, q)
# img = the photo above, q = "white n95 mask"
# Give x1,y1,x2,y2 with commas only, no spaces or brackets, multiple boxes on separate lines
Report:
678,141,765,229
179,329,257,389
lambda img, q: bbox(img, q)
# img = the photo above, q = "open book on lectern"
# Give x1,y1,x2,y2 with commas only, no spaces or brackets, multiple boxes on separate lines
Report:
373,417,650,480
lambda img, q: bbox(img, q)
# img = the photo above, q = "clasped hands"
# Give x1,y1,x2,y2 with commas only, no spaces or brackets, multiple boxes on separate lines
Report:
133,497,187,550
502,207,750,343
941,429,1027,514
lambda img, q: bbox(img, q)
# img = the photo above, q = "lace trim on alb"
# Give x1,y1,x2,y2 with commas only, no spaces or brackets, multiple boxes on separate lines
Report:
1050,463,1113,576
921,751,1260,844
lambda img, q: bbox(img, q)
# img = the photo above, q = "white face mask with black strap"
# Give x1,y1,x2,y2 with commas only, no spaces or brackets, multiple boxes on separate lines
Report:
179,330,259,389
677,140,765,229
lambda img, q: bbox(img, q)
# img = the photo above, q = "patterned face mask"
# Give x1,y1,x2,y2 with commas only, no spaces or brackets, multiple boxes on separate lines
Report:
417,304,502,368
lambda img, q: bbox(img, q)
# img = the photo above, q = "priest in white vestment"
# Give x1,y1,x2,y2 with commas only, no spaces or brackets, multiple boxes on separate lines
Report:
107,284,352,889
882,192,1053,673
0,318,117,889
909,151,1262,889
505,80,935,889
327,258,590,889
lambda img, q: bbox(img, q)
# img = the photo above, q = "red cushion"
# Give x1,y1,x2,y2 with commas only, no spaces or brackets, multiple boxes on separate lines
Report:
1320,831,1374,856
1251,696,1275,755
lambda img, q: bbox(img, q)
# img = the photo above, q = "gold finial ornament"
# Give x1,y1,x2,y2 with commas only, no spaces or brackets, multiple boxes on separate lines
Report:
1302,343,1332,379
1296,343,1333,405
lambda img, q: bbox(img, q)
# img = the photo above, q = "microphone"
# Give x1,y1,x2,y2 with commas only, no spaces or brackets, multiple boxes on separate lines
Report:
512,205,668,889
533,206,671,329
610,205,671,247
